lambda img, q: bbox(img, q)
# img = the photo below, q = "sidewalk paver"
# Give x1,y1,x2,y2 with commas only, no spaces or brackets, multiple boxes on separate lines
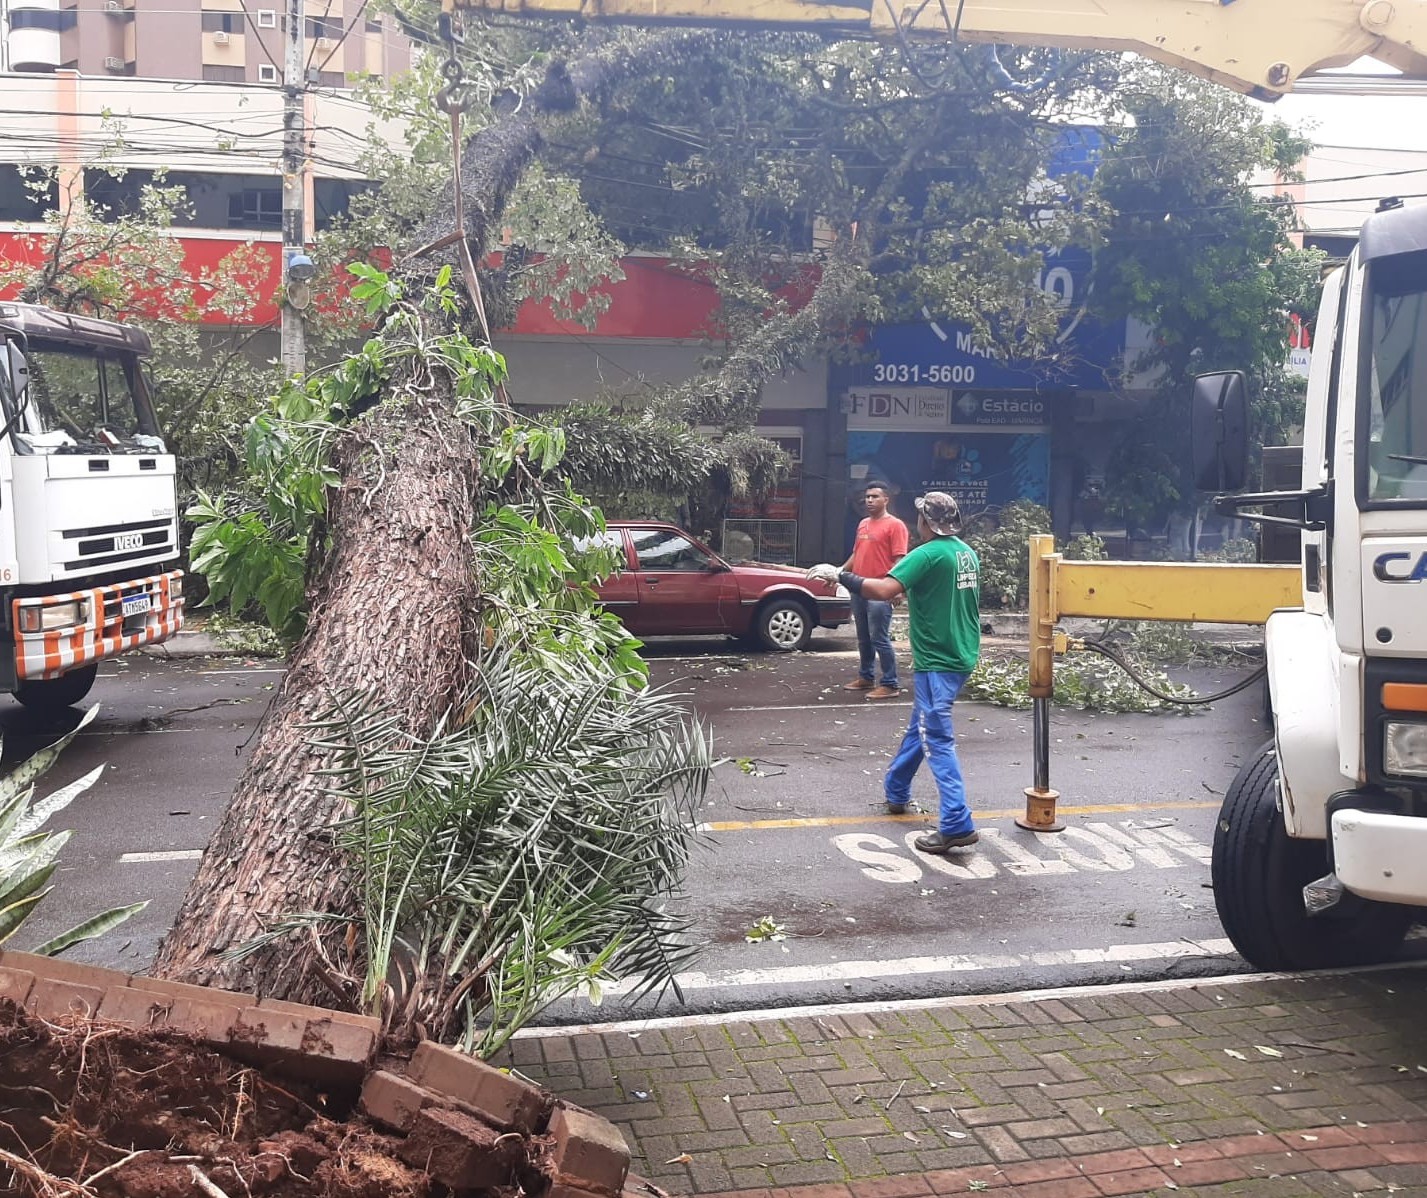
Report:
494,965,1427,1197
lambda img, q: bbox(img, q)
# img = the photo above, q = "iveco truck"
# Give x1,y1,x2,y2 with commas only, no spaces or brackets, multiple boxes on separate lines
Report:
0,303,184,715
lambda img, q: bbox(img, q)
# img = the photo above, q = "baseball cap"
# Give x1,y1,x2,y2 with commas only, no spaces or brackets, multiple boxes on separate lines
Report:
915,491,962,536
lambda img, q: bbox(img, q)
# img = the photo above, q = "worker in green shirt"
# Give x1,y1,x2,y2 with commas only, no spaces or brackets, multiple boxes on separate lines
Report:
807,492,981,853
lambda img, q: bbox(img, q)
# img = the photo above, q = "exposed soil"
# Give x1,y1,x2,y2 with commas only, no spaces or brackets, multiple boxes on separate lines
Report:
0,1002,520,1198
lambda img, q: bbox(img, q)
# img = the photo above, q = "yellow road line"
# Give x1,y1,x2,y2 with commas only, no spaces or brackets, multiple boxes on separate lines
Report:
700,800,1218,833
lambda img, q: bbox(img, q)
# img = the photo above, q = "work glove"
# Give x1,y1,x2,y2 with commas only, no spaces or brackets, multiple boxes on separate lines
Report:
804,563,841,587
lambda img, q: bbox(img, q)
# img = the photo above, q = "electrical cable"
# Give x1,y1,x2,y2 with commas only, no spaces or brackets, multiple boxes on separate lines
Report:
1079,637,1267,706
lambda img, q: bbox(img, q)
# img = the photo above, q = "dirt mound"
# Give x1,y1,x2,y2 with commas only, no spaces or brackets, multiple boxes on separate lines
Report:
0,1003,441,1197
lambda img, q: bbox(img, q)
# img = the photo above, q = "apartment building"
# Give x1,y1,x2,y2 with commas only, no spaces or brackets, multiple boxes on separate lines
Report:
3,0,410,85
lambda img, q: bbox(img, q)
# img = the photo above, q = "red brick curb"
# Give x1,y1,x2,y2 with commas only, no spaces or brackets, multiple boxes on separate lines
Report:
693,1121,1427,1196
1,948,657,1198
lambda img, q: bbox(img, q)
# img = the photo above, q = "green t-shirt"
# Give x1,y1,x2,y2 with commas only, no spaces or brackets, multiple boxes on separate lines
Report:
888,536,981,674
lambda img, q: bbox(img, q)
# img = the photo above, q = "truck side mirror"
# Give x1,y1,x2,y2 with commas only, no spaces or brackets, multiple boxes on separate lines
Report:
1190,370,1249,492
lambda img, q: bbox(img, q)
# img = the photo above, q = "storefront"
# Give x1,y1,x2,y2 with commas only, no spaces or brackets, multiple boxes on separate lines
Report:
842,387,1052,539
834,274,1126,552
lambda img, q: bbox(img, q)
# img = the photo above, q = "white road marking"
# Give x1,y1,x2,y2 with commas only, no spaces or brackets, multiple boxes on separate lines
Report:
118,849,204,862
833,820,1211,882
597,937,1236,997
515,962,1425,1039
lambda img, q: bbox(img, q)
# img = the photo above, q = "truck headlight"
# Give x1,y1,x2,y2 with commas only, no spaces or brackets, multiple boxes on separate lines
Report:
18,600,87,633
1384,721,1427,778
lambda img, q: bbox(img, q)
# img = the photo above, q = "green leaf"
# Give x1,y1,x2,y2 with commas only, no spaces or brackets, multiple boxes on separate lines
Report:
31,901,149,956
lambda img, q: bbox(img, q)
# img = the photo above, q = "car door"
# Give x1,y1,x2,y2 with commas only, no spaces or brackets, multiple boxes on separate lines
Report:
582,528,644,632
627,526,738,634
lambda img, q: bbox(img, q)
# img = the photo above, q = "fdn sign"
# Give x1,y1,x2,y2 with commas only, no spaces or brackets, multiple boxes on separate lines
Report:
844,387,1049,432
842,388,950,429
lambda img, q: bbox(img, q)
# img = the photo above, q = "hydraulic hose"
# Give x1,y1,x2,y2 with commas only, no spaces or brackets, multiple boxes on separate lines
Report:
1079,638,1267,707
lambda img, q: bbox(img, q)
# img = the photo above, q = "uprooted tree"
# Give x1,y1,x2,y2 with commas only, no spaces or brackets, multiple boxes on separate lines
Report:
149,19,1313,1029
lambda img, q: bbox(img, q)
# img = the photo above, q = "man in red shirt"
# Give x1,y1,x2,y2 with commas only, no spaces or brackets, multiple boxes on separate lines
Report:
838,482,908,698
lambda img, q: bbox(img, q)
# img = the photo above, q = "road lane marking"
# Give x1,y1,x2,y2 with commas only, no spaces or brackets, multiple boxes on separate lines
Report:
834,820,1211,883
699,800,1217,832
597,937,1236,997
118,849,204,862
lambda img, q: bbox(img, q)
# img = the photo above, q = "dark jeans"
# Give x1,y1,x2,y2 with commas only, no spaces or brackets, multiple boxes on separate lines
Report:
851,593,898,689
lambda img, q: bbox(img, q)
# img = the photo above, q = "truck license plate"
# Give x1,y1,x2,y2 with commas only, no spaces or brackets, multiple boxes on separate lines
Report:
121,595,152,617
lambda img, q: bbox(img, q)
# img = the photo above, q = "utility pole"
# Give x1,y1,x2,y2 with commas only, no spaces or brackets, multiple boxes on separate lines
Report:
280,0,307,376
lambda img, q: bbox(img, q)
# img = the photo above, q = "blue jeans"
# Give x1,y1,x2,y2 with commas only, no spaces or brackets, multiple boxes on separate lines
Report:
884,671,974,836
851,594,898,688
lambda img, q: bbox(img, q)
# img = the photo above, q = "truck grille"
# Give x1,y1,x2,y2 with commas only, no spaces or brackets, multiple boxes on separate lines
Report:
62,517,175,572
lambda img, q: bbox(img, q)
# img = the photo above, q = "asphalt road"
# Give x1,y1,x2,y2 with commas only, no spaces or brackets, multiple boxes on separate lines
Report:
8,629,1308,1019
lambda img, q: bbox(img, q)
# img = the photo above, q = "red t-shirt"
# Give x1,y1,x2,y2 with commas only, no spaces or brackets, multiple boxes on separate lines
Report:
851,514,909,578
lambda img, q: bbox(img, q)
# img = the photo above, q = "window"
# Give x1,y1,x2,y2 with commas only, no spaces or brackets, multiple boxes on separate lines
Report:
312,177,371,230
630,529,713,572
200,11,240,32
257,62,277,82
10,8,74,29
202,64,245,82
84,168,154,219
306,16,340,37
316,70,345,88
256,7,276,25
228,187,282,228
0,165,57,221
1365,248,1427,503
17,345,154,446
364,17,381,30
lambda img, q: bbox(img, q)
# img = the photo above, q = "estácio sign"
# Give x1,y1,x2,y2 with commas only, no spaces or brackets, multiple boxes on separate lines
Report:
952,390,1049,428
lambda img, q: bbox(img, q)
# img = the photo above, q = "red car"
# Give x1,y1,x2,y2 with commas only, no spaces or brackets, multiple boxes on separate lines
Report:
590,521,851,651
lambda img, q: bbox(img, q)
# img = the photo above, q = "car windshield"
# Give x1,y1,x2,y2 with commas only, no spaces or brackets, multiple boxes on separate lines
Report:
9,340,162,453
1365,249,1427,503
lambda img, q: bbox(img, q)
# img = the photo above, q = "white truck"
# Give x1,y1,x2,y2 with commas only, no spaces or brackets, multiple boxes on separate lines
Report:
450,0,1427,971
0,303,184,716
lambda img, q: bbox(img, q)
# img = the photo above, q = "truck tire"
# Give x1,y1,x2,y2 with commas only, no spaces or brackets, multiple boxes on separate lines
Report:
15,664,98,717
1212,742,1412,970
755,597,813,652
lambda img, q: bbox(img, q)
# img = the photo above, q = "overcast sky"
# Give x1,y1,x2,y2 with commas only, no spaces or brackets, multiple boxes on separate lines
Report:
1254,59,1427,152
1263,91,1427,152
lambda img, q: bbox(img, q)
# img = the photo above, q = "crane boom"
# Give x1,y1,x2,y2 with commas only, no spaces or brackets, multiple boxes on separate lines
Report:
450,0,1427,99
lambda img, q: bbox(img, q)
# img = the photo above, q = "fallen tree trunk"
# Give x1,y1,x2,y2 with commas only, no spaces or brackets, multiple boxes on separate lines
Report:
154,399,481,998
154,30,720,999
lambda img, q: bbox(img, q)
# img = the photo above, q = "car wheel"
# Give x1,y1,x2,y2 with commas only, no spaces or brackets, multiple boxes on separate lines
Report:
15,664,99,718
1212,742,1412,970
755,597,813,652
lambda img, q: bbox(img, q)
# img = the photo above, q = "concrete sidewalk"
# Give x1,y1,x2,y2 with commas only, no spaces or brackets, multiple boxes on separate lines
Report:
496,965,1427,1197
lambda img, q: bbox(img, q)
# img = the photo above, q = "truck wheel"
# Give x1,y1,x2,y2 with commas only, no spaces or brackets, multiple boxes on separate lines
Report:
15,665,99,717
755,597,813,652
1212,743,1412,970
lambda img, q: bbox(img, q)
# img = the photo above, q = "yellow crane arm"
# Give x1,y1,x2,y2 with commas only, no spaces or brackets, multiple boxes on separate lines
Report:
450,0,1427,99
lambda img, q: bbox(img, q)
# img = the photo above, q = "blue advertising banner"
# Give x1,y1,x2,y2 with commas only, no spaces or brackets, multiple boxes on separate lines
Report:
845,430,1049,549
851,127,1125,395
853,259,1125,393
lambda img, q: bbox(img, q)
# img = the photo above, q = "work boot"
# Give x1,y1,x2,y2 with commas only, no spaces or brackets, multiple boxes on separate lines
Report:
885,801,908,816
914,829,979,854
866,685,901,700
843,678,874,691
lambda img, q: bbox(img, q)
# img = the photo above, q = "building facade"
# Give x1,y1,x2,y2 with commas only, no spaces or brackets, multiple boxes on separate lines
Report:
2,0,409,84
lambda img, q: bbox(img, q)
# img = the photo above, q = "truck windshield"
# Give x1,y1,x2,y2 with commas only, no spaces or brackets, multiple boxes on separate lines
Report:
11,341,162,453
1365,249,1427,503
